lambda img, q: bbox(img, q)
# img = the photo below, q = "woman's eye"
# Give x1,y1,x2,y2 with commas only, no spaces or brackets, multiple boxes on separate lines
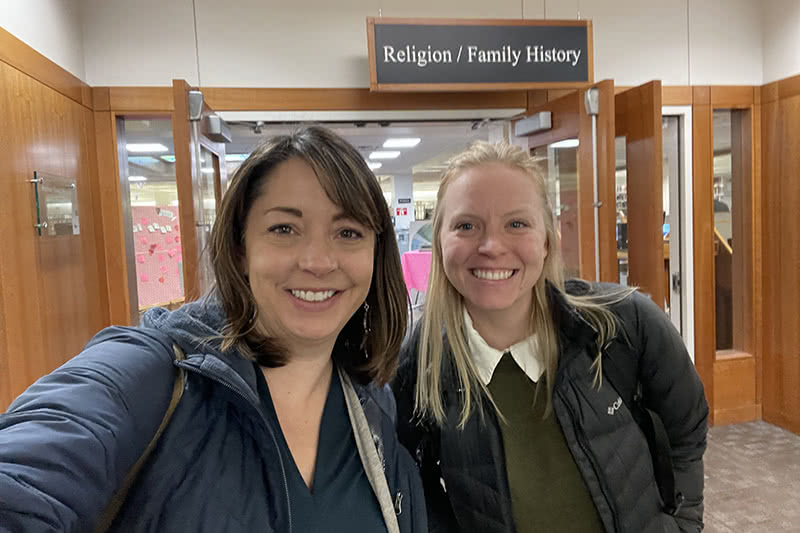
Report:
339,228,363,240
509,220,529,229
268,224,294,235
455,222,474,231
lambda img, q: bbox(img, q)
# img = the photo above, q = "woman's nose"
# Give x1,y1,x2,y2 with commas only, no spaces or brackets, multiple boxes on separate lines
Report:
298,238,337,276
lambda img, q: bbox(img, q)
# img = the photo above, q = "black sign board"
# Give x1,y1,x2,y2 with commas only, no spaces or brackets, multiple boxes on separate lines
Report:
367,18,592,92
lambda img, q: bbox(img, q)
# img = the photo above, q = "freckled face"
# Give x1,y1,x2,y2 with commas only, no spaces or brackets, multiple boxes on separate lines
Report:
439,163,548,324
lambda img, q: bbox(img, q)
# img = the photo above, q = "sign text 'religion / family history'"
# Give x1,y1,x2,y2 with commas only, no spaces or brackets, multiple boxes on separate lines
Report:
367,18,593,91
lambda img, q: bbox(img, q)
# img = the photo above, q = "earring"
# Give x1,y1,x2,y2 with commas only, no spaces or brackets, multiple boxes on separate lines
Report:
360,301,371,359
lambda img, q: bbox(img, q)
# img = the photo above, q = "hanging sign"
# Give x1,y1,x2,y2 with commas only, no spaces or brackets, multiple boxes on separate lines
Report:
367,17,593,92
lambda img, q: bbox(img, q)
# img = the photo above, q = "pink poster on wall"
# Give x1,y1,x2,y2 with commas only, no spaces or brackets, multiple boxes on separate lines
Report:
131,206,184,309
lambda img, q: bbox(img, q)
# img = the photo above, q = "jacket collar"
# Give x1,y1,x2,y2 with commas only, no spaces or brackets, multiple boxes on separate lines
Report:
546,279,599,351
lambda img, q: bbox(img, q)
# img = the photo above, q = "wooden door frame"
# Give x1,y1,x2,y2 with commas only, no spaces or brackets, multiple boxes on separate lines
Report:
521,81,617,283
173,81,230,302
615,81,665,307
172,80,201,301
693,86,762,426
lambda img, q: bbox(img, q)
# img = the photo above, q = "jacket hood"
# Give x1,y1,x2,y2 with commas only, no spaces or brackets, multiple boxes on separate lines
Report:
140,296,263,397
140,297,396,422
141,296,228,357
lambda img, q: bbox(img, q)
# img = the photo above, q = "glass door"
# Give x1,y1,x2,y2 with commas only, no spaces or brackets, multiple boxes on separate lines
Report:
661,107,693,339
532,139,580,278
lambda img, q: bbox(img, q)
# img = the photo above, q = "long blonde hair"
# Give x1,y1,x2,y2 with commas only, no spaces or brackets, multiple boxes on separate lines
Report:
415,141,634,428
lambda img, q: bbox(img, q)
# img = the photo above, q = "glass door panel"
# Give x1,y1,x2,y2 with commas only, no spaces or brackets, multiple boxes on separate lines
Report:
533,138,580,278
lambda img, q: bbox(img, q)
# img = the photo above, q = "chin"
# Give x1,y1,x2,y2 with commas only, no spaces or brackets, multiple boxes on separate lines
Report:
467,299,517,313
286,324,340,343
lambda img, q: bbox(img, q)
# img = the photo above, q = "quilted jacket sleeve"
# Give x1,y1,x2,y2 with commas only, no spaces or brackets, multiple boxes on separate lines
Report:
0,327,176,533
630,292,709,532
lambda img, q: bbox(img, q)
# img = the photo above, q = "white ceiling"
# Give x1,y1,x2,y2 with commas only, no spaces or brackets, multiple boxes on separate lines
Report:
224,120,502,182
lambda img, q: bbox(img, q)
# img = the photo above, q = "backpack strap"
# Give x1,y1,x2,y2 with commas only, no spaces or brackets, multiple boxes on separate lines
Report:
94,344,187,532
602,338,683,515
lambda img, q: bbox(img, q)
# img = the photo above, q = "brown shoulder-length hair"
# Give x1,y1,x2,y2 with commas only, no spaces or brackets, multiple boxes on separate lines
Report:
208,125,409,386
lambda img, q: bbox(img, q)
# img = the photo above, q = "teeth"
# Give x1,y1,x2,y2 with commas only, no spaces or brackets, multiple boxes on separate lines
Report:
472,269,514,281
291,290,336,302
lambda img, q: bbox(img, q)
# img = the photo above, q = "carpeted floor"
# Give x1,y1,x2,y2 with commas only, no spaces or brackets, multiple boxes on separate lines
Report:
704,420,800,532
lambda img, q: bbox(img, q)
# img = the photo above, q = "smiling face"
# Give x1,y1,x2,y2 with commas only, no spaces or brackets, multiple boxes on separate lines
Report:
439,162,548,327
242,157,375,354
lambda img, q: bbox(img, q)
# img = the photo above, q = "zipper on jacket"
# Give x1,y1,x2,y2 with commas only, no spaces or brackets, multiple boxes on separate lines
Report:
176,361,293,533
555,387,619,533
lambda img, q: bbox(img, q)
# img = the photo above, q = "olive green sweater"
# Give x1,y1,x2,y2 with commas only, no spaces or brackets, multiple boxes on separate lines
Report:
487,352,604,532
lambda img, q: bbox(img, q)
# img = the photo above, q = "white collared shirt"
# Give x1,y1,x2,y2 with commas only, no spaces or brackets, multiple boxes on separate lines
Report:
463,309,544,386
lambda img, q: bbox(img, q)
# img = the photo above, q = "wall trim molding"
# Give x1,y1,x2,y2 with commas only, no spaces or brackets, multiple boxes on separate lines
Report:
0,27,91,108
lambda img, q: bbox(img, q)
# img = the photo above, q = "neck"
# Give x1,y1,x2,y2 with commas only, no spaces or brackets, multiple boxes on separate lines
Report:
262,341,335,405
467,304,532,351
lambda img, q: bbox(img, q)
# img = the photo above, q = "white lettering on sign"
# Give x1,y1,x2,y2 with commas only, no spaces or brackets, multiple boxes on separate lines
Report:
383,43,583,68
383,45,454,67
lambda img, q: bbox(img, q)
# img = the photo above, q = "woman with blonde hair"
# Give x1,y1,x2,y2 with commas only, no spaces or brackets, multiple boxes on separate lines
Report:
393,141,707,532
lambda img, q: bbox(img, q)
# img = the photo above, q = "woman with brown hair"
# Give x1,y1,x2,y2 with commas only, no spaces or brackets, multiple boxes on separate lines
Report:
0,126,426,532
393,141,707,533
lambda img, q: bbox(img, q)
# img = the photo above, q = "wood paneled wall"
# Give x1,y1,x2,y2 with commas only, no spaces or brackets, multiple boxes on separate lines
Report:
761,75,800,435
0,60,107,410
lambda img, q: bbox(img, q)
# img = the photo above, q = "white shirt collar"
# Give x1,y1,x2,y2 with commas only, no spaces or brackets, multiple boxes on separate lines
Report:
463,308,543,386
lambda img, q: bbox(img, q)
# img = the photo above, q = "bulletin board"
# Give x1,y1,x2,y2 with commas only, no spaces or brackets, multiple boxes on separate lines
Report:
131,206,184,309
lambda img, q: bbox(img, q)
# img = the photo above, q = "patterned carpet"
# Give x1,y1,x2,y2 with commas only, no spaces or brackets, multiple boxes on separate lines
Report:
704,421,800,532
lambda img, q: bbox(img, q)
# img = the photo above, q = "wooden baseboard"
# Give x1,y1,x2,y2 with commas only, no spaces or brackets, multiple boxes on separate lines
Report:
763,411,800,437
714,403,760,426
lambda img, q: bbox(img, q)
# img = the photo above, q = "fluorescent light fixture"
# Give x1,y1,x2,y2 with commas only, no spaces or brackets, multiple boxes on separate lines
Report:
367,161,382,170
550,138,579,149
128,176,148,182
201,168,215,174
128,156,157,165
225,153,249,162
127,143,168,153
369,151,401,160
161,155,176,163
383,138,420,148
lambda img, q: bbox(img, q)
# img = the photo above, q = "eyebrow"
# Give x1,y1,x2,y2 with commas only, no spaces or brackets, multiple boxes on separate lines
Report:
262,207,360,224
263,206,302,217
503,208,534,217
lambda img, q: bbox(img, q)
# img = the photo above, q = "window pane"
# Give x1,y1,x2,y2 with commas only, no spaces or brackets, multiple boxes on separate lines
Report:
121,117,184,320
713,109,752,353
532,139,580,279
615,136,628,285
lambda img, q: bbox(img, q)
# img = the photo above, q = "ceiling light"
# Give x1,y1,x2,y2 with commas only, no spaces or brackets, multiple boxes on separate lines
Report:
367,161,382,170
128,176,148,182
127,143,169,153
161,155,176,163
225,153,248,162
383,138,420,148
128,156,157,165
369,151,401,160
550,138,579,149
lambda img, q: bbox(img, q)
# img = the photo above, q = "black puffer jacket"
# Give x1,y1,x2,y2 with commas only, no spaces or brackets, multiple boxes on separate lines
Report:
393,281,708,533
